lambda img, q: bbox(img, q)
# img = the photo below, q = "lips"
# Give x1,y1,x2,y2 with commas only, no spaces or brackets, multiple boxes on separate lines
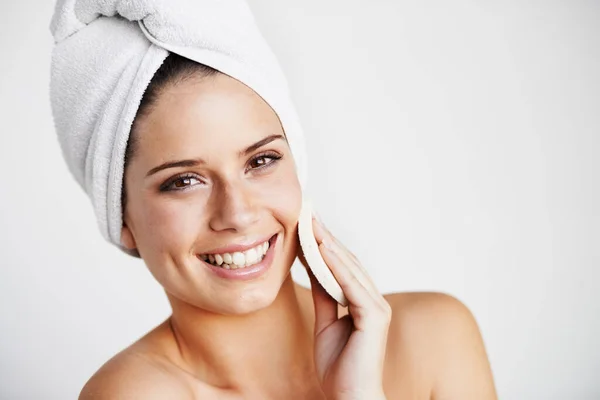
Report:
199,233,279,281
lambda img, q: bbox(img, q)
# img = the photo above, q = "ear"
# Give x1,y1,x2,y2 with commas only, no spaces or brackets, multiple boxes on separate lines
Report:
120,223,137,251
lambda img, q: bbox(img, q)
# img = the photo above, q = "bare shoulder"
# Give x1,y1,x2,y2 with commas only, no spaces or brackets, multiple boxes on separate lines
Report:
384,291,476,324
78,347,195,400
382,292,497,400
383,292,484,344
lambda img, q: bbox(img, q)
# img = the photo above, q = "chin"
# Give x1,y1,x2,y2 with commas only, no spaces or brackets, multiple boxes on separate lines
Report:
211,272,293,316
190,289,277,316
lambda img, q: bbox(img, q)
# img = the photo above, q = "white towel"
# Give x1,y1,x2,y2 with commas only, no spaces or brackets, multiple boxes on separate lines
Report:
49,0,308,256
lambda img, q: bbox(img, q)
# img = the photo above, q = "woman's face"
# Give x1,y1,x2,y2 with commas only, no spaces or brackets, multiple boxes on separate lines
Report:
121,73,302,315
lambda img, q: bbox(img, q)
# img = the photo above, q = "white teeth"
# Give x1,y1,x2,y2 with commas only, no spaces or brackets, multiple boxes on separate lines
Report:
232,251,245,267
244,248,258,265
201,238,271,269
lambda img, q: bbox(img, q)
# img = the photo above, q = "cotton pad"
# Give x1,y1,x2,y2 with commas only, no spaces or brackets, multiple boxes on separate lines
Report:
298,198,349,307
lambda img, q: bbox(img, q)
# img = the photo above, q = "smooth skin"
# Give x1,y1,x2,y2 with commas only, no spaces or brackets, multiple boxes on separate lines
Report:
79,72,496,399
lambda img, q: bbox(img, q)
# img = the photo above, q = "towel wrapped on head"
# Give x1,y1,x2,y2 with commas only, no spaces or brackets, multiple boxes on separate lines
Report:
49,0,308,256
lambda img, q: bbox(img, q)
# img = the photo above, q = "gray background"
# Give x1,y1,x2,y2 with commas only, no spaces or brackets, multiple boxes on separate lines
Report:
1,1,599,399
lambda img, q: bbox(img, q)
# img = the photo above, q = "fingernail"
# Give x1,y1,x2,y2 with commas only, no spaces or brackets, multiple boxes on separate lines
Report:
321,237,334,251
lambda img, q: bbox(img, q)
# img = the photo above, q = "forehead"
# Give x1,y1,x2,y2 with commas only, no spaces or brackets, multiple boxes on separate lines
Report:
136,73,285,155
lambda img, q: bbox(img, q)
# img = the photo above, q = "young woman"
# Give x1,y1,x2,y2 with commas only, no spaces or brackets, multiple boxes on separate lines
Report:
77,53,497,399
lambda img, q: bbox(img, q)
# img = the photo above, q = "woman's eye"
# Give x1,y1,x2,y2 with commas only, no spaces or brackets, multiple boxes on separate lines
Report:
248,153,282,170
161,175,202,192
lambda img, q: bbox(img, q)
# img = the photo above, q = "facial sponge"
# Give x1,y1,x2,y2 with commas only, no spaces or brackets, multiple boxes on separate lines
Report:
298,198,349,307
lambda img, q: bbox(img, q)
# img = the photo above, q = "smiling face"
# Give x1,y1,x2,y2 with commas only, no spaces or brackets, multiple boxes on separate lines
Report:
120,72,302,315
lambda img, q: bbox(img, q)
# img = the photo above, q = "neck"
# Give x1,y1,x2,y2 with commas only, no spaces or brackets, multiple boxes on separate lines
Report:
165,275,317,395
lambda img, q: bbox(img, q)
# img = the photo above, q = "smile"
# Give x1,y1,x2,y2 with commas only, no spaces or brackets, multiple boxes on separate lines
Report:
198,235,275,270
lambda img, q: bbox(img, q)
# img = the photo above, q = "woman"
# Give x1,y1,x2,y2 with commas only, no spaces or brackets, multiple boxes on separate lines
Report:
49,1,496,398
75,53,497,399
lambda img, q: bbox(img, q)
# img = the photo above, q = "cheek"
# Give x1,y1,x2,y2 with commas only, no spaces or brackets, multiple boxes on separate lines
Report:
261,163,302,226
139,197,205,248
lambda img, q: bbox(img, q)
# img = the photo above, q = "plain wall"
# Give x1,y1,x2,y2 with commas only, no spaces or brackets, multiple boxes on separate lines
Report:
0,1,598,399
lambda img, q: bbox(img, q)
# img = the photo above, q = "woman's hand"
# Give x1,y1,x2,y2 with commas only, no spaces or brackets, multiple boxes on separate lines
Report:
298,215,392,400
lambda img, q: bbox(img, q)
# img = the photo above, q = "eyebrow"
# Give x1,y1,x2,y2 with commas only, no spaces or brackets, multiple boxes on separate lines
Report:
145,134,286,178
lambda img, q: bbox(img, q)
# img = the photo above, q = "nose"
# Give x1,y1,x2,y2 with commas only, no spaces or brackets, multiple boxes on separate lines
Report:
208,180,260,232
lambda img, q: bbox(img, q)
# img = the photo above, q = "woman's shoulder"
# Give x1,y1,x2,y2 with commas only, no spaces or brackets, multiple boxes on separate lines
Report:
382,291,496,399
78,347,195,400
383,291,483,347
78,325,198,400
383,291,480,360
384,290,473,319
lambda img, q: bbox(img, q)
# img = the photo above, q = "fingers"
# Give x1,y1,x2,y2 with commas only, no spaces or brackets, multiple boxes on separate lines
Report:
318,239,391,331
311,216,392,329
312,216,382,300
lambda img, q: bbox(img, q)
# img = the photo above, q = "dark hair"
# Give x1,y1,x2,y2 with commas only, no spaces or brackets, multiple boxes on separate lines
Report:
121,53,220,255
